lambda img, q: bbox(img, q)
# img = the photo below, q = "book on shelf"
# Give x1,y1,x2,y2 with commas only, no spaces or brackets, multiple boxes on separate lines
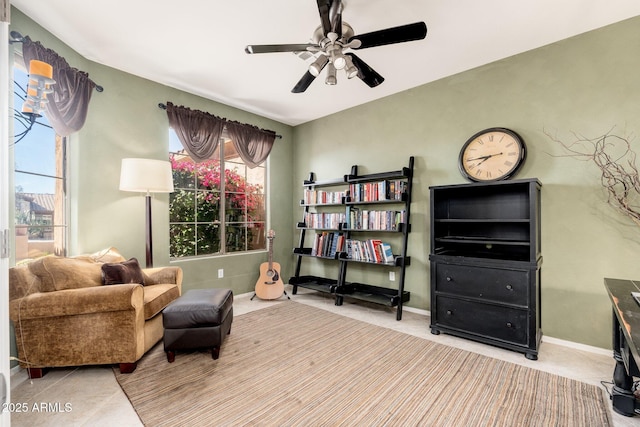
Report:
310,233,320,256
366,239,382,263
381,242,394,263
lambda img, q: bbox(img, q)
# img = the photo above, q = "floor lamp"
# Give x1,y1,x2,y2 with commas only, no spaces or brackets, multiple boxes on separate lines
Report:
119,158,174,268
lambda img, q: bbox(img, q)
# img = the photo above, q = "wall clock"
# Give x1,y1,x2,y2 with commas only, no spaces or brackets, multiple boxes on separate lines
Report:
458,127,526,182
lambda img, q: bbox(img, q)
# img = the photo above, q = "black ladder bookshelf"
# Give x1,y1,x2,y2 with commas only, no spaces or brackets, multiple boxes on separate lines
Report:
291,157,414,320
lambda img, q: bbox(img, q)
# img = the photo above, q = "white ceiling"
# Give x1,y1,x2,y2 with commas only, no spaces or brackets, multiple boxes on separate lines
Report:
11,0,640,126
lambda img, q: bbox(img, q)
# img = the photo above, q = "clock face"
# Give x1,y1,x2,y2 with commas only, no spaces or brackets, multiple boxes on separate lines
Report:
459,128,526,182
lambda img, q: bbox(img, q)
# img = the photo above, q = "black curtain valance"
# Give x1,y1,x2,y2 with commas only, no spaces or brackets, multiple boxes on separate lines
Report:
163,102,278,167
165,102,226,163
22,36,98,137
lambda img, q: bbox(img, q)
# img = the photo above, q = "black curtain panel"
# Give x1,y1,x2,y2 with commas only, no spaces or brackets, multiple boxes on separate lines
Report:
165,101,226,163
22,36,97,136
225,120,275,168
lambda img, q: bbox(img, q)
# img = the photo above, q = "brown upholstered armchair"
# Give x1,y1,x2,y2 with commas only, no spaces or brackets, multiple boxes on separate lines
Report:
9,248,182,379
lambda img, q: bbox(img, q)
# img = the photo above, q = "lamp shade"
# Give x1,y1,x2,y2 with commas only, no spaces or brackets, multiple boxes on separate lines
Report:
119,158,174,193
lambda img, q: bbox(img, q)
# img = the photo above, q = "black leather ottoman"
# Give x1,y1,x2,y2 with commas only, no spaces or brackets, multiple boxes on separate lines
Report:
162,288,233,362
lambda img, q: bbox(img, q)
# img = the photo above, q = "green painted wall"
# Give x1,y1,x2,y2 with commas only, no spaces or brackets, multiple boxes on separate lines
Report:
11,8,640,350
293,16,640,349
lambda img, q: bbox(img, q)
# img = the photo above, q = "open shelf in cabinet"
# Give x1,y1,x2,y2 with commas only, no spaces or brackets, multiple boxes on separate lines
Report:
431,179,540,262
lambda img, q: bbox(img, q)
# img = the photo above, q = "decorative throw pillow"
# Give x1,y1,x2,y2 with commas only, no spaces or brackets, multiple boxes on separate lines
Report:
101,258,146,285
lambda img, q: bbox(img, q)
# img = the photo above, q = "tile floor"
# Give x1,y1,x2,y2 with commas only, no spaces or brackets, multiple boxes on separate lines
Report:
9,286,639,426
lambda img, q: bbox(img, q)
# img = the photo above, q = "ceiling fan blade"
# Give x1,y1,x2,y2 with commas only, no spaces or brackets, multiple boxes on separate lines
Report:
330,0,343,38
346,53,384,88
351,22,427,50
292,71,318,93
245,44,318,54
316,0,332,36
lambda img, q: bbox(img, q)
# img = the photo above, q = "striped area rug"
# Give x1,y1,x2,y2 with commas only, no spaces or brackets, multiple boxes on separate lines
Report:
114,301,612,426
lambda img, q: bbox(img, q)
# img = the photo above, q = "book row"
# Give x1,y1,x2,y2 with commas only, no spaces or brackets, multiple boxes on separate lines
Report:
303,179,407,205
303,189,346,205
310,232,394,264
310,231,345,257
345,238,394,263
304,212,346,230
349,180,407,203
346,208,406,231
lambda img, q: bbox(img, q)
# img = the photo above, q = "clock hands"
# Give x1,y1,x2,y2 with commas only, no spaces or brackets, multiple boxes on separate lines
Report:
466,152,503,166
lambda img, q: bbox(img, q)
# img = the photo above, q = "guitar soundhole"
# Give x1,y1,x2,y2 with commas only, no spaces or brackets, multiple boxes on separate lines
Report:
266,269,279,282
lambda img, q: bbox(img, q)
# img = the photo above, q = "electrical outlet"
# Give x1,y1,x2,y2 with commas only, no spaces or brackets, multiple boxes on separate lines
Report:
218,269,224,279
389,271,395,281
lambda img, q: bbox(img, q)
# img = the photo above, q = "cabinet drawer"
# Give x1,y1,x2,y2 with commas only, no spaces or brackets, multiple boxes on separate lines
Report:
435,296,529,345
434,263,529,305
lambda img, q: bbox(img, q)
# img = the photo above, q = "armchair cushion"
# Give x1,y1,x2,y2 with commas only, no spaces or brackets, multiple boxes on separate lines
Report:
143,284,180,320
27,256,102,292
87,247,127,263
101,258,146,285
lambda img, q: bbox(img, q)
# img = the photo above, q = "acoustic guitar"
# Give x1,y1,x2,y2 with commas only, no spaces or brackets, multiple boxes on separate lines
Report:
254,229,285,300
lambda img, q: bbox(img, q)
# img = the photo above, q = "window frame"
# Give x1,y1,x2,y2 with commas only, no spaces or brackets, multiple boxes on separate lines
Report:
168,129,267,259
12,61,68,262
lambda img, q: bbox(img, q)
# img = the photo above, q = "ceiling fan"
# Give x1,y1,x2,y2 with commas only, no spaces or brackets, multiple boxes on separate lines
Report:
245,0,427,93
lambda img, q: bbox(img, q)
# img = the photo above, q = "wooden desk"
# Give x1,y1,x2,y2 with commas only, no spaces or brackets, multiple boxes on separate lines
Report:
604,278,640,416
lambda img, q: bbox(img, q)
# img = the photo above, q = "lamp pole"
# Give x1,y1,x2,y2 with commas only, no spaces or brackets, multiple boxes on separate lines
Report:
119,158,173,268
145,192,153,268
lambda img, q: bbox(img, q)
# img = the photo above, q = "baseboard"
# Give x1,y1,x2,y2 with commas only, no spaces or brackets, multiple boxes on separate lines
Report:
402,305,430,317
541,335,611,357
10,364,22,376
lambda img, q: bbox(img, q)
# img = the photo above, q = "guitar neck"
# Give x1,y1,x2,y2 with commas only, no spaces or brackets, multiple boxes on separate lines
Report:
267,231,274,270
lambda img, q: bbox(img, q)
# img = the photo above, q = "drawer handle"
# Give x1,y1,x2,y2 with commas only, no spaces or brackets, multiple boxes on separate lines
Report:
446,277,452,282
506,285,513,290
506,322,513,328
446,310,453,315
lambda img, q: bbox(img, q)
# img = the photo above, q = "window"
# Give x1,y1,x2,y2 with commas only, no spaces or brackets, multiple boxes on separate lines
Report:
13,65,67,262
169,130,266,258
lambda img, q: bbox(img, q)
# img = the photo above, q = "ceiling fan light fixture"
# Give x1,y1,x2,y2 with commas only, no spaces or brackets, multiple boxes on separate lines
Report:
344,56,358,79
309,55,329,77
333,54,347,70
326,44,347,70
325,62,337,85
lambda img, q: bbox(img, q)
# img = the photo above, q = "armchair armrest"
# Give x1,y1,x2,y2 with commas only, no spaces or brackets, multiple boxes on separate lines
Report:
143,266,182,285
10,284,143,321
143,266,182,293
